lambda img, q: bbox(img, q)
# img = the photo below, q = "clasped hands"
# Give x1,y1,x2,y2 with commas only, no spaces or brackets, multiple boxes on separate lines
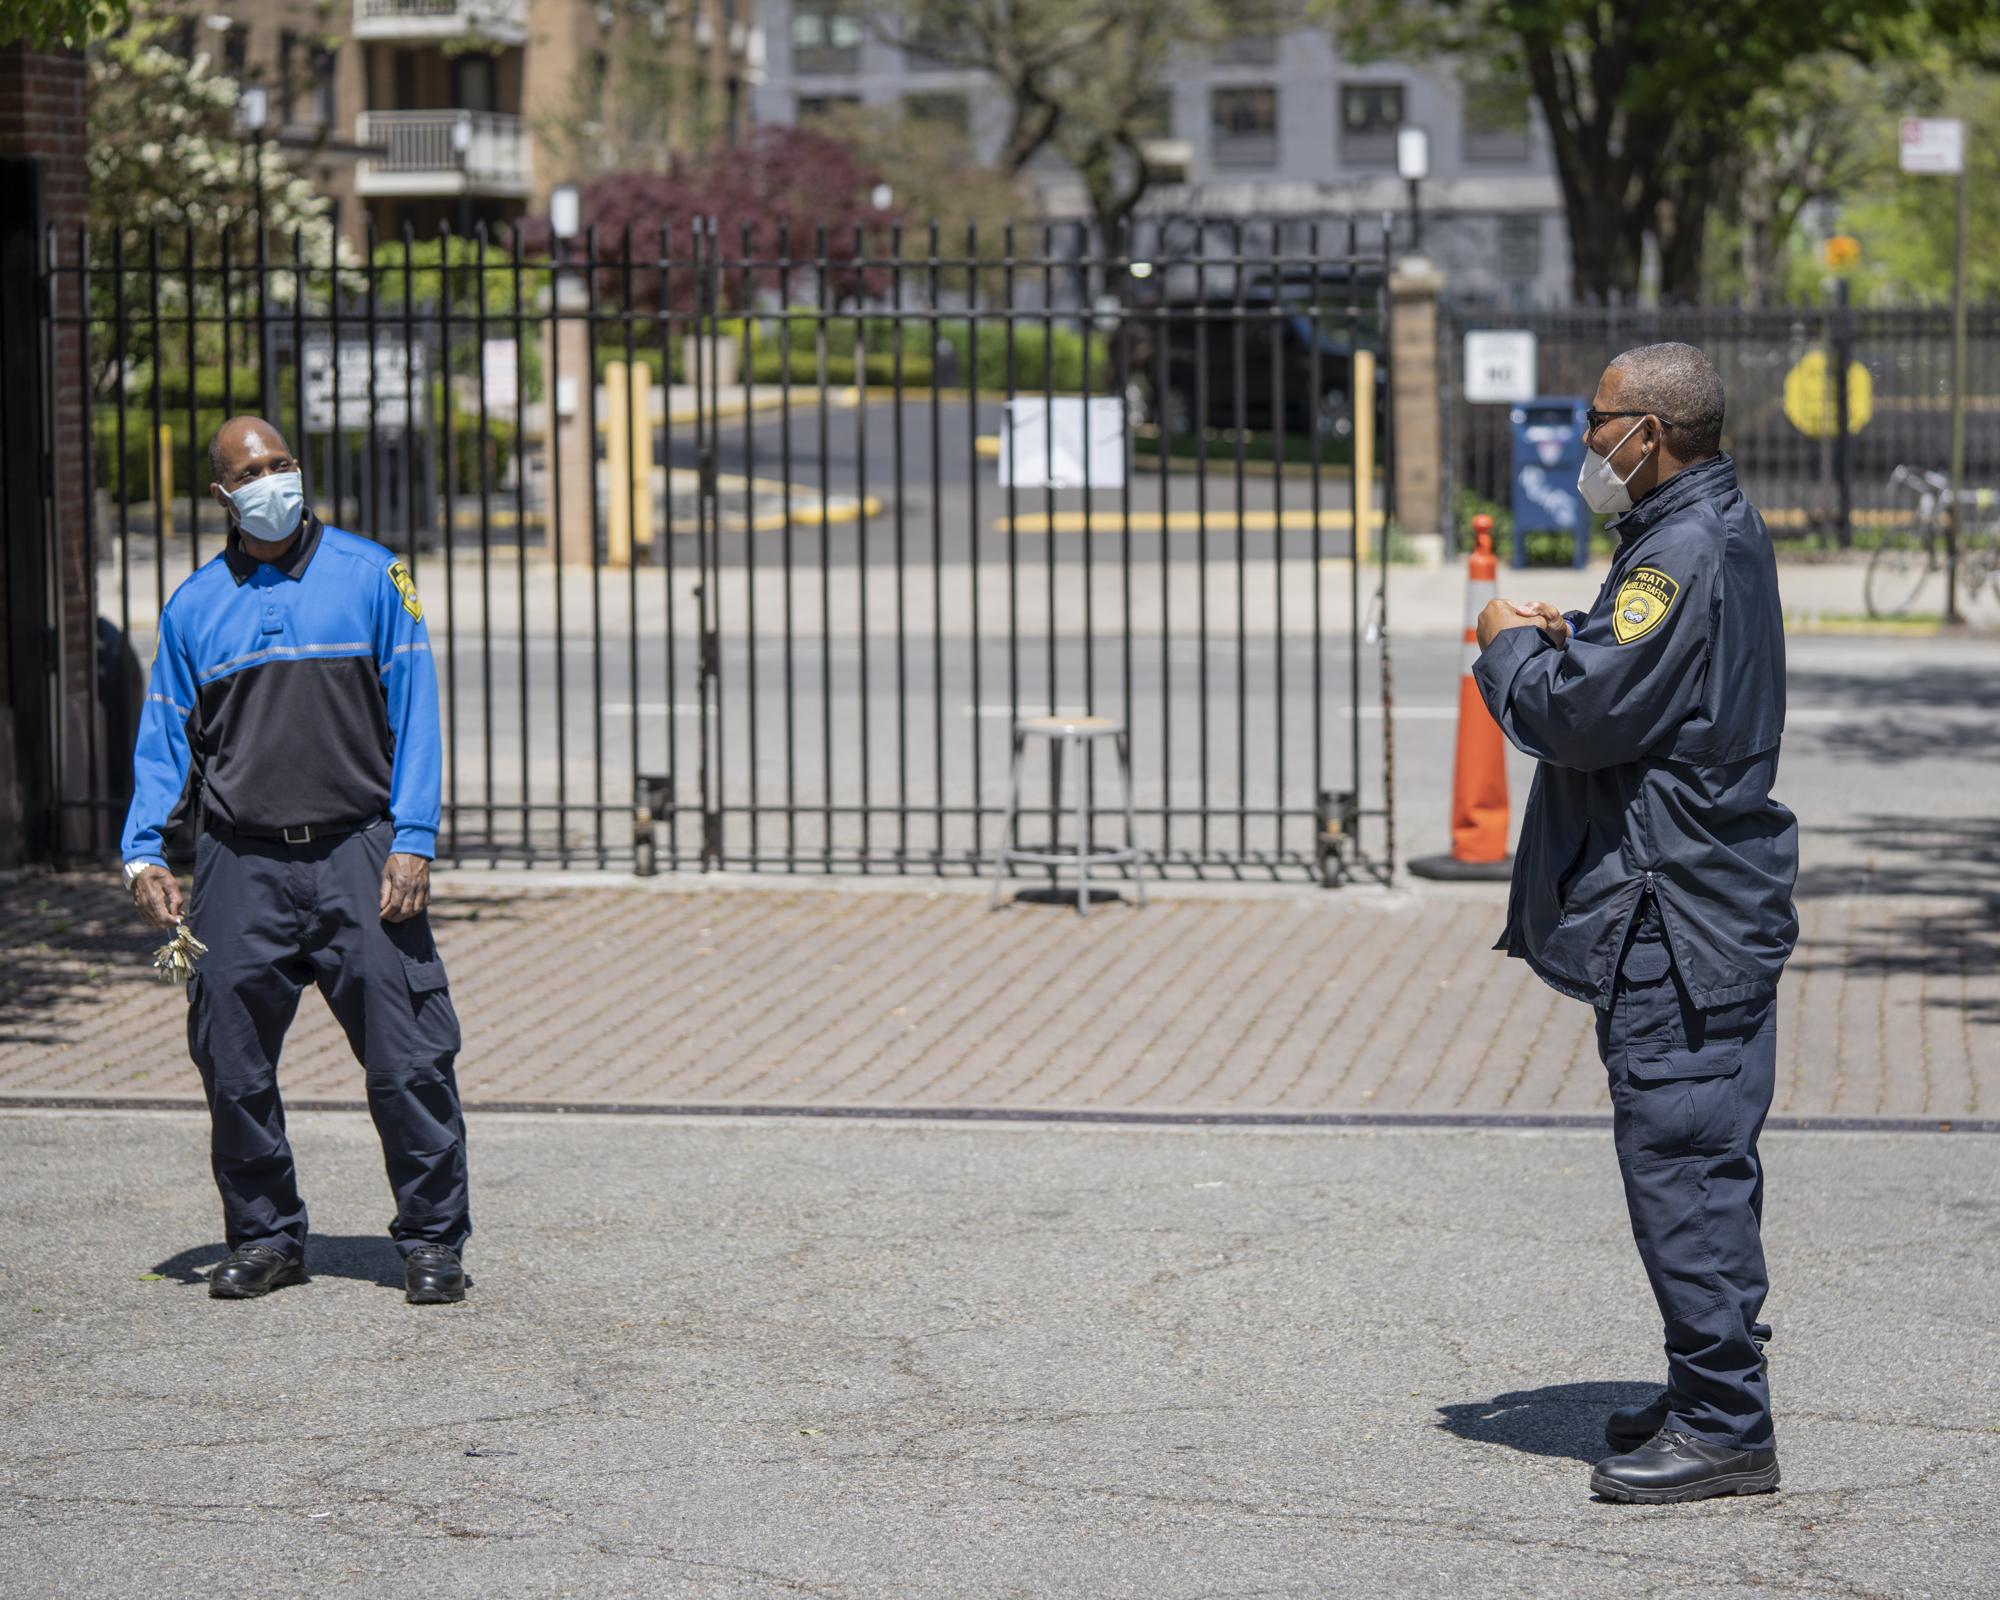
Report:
1476,599,1572,653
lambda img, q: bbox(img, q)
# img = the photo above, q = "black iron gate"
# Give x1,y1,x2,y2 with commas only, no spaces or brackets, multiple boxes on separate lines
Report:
49,215,1398,881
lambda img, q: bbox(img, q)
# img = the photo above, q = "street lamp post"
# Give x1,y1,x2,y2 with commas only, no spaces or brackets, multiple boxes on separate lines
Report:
1397,126,1429,253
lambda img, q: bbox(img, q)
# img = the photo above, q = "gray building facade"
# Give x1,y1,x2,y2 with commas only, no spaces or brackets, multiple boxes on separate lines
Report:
754,3,1573,308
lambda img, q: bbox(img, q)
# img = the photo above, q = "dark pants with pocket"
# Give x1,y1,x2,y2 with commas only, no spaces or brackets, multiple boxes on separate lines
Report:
1595,895,1776,1451
187,819,469,1262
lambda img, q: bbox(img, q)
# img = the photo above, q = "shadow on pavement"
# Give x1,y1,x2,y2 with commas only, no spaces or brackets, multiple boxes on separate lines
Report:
1795,815,2000,901
149,1235,406,1289
1437,1382,1660,1463
0,877,158,1045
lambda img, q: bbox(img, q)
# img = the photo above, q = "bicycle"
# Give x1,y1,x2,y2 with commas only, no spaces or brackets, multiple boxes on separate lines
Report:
1865,465,2000,617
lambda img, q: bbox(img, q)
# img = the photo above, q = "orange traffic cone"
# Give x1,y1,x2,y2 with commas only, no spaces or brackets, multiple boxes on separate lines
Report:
1409,515,1513,881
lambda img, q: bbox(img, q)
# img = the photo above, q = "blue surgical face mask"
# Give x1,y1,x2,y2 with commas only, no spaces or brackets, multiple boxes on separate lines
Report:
225,470,304,544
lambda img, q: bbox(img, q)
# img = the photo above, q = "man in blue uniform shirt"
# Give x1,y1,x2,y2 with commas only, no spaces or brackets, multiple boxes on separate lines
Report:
121,416,470,1306
1473,344,1797,1504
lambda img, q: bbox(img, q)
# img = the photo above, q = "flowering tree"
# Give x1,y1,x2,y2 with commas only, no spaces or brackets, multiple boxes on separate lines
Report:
87,14,329,246
533,125,896,311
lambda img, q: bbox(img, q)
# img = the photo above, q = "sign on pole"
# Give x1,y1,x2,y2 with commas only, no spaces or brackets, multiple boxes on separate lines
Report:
1463,330,1537,403
1900,118,1964,175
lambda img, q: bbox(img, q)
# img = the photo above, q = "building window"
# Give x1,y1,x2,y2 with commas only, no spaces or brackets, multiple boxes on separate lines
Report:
1211,86,1277,168
798,94,863,122
392,49,418,112
453,53,494,113
1463,80,1530,162
903,92,969,137
312,47,337,129
279,31,299,125
221,24,248,80
1340,82,1403,164
792,2,863,76
1497,215,1543,281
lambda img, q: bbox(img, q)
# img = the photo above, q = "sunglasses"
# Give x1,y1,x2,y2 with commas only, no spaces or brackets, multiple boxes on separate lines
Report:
1584,408,1672,433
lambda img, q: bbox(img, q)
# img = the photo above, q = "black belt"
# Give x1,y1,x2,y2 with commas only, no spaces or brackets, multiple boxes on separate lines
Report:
220,815,381,844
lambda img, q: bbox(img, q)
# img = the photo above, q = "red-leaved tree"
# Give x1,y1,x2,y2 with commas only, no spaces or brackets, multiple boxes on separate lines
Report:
528,125,897,312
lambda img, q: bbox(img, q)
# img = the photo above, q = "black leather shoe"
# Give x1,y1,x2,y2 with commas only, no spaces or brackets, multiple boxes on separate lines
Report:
404,1244,465,1305
1605,1391,1670,1452
1591,1430,1780,1504
208,1243,305,1299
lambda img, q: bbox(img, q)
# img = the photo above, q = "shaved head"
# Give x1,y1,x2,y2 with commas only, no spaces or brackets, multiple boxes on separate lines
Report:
1605,343,1725,461
209,416,295,488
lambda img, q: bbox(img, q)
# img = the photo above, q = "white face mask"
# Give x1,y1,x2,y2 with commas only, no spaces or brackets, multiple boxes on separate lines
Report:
225,470,304,544
1576,419,1649,516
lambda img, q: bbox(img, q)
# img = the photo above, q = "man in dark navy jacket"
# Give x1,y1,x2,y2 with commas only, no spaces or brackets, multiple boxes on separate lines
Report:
121,416,470,1306
1473,344,1797,1504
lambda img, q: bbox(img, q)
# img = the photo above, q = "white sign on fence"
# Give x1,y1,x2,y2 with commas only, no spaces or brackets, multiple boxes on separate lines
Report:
1463,330,1538,403
302,334,429,432
996,396,1125,489
1900,118,1965,176
481,339,518,411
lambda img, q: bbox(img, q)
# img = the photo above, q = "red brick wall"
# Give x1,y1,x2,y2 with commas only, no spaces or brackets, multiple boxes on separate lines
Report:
0,45,96,861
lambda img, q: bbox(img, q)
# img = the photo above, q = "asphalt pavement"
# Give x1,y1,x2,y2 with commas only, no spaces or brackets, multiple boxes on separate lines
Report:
3,1112,1994,1598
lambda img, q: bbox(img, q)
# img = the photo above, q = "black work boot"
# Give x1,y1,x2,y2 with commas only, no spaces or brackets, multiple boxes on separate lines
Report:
404,1244,466,1305
208,1243,306,1299
1605,1391,1670,1452
1591,1431,1780,1504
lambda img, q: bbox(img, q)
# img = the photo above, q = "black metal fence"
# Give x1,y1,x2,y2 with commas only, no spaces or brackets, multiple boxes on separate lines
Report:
50,216,1401,881
1442,302,2000,552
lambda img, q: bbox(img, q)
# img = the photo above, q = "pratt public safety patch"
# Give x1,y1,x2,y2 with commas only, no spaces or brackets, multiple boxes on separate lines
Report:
388,560,423,621
1611,566,1679,644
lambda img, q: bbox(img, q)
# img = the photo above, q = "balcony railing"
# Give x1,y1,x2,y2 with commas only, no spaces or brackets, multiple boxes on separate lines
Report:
352,0,528,45
354,111,533,198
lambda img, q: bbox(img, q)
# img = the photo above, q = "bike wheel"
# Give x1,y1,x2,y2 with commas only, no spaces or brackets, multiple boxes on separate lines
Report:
1865,531,1938,617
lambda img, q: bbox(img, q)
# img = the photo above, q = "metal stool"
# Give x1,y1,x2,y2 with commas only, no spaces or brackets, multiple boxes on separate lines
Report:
989,715,1147,915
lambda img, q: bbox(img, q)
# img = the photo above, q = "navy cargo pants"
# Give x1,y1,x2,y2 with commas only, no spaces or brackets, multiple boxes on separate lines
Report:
1596,894,1776,1451
187,819,470,1261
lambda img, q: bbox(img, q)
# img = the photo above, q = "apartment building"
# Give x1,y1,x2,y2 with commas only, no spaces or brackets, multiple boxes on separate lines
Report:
186,0,548,247
753,2,1572,307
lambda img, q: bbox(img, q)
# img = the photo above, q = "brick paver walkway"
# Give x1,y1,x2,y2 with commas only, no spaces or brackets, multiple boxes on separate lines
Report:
2,875,1993,1120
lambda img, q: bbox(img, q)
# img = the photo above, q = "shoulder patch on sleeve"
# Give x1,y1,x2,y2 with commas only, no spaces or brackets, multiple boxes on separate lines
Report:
1611,566,1678,643
387,559,423,621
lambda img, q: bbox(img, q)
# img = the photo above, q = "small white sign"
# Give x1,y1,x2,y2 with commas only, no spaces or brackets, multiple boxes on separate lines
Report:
481,339,518,411
1463,330,1537,404
1900,118,1964,176
997,397,1125,489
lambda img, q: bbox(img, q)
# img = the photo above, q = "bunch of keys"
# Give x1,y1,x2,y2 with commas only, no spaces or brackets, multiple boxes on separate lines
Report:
153,921,209,983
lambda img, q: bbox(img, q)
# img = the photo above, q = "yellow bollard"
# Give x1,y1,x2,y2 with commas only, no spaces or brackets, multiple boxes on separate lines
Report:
603,359,655,568
1351,349,1375,564
152,423,174,539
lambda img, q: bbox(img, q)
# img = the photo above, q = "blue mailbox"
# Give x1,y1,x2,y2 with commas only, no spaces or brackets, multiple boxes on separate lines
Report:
1509,397,1590,569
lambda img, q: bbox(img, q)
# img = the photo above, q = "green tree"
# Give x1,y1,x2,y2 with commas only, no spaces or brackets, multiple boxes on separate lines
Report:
0,0,127,49
1835,67,2000,302
870,0,1222,249
1320,0,1997,305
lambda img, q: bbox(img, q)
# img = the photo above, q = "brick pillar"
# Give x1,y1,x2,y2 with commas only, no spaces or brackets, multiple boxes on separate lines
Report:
1389,256,1446,542
0,45,93,867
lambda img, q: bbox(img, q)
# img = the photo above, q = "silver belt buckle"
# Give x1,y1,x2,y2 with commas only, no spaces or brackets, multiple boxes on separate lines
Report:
282,823,314,844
